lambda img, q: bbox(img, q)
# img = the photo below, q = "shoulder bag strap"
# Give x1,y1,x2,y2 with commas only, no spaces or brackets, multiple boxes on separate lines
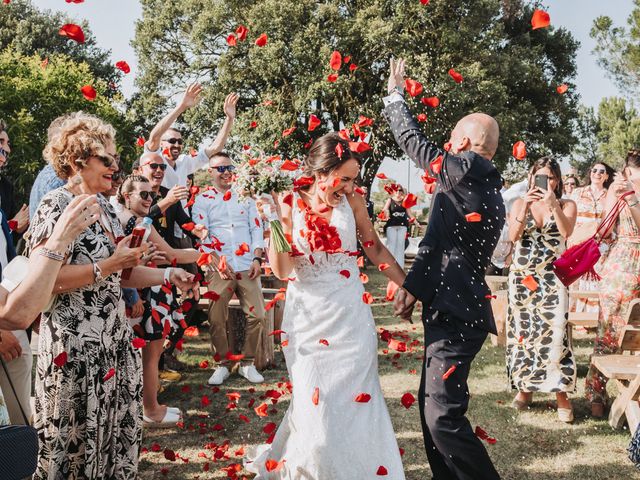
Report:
0,356,29,425
594,191,634,242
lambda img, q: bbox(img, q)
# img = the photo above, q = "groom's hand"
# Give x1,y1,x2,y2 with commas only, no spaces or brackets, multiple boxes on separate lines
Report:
394,288,417,322
387,57,406,95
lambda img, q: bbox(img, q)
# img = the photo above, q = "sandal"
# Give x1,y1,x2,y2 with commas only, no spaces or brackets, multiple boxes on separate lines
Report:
558,407,574,423
143,408,181,428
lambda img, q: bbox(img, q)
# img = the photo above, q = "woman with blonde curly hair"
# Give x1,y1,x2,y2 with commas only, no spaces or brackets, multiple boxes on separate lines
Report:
25,112,197,479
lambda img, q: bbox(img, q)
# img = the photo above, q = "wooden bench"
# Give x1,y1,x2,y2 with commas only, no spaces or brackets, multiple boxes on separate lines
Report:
591,298,640,432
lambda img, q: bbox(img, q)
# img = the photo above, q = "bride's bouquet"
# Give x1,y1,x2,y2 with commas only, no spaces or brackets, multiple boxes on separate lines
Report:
233,152,298,253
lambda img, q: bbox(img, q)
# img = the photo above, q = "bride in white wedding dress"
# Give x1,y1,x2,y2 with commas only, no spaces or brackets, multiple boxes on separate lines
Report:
245,133,408,479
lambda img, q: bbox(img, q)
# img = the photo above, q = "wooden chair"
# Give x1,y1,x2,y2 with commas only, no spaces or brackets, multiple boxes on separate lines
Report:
591,298,640,432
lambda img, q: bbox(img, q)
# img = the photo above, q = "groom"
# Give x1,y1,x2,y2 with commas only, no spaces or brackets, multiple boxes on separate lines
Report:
383,58,504,480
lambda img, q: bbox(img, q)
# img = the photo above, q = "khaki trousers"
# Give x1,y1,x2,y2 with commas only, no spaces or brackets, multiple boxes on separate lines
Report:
207,271,265,366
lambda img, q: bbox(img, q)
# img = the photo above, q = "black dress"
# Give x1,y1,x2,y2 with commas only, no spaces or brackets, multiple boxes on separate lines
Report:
124,216,186,342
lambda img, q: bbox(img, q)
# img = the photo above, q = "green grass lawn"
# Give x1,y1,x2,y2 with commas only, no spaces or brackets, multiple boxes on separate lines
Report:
139,270,640,479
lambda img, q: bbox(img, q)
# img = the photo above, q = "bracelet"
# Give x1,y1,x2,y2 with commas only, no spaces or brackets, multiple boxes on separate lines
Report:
164,267,173,283
515,217,524,224
253,256,262,264
629,200,640,209
39,247,65,262
92,263,103,283
390,86,405,96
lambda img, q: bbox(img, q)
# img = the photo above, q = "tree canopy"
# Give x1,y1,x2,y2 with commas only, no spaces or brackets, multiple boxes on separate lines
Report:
0,50,134,203
591,0,640,98
132,0,580,189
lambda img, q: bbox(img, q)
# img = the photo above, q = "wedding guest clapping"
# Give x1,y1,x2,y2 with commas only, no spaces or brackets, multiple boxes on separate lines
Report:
25,112,196,479
506,157,577,422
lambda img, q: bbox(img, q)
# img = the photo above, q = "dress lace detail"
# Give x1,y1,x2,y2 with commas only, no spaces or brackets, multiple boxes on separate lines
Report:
245,194,405,479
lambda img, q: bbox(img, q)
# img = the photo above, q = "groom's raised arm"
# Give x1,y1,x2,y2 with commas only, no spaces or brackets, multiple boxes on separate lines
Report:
382,58,470,188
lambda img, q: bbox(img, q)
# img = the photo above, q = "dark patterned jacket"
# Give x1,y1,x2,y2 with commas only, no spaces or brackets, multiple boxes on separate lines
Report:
383,99,505,333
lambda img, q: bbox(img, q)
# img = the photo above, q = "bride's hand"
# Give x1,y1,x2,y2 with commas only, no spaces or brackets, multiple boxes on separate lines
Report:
270,191,292,223
394,288,416,322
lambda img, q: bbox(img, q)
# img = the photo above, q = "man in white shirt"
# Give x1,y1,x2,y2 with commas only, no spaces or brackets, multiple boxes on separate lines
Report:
144,84,239,250
144,83,239,190
192,153,266,385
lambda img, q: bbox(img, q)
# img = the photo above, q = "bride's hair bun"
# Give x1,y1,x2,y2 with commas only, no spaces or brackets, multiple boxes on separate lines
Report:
301,132,361,178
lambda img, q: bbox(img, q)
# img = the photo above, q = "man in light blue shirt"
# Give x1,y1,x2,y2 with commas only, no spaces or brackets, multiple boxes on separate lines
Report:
29,163,65,219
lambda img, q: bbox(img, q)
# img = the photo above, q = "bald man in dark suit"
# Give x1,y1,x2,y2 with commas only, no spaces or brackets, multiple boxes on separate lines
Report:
383,58,504,480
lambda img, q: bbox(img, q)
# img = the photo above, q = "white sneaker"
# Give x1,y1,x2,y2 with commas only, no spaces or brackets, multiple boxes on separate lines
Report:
207,366,230,385
238,365,264,383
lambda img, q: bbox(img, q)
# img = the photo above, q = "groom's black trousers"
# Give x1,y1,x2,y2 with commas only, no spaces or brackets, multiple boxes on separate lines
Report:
419,311,501,480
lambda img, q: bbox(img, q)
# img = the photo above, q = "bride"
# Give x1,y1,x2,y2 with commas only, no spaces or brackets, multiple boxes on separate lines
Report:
246,133,407,479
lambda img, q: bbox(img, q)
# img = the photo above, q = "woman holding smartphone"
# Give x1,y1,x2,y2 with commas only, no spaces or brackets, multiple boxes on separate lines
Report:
506,157,578,422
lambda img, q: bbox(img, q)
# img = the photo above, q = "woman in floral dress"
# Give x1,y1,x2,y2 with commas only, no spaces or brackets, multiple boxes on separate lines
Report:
26,113,196,479
568,162,614,313
506,157,577,422
586,151,640,418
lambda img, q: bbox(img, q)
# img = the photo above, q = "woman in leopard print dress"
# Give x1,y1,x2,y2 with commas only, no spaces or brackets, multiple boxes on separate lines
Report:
506,157,577,422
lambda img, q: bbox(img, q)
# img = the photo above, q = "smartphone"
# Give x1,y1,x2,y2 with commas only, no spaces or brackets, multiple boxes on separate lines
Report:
534,174,548,190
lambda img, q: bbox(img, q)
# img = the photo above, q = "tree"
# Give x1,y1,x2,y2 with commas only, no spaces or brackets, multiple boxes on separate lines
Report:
569,98,640,178
591,1,640,98
570,105,600,179
0,0,120,89
597,97,640,168
132,0,580,190
0,50,134,203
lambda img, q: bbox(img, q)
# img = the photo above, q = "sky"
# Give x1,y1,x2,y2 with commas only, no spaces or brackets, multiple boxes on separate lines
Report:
30,0,636,192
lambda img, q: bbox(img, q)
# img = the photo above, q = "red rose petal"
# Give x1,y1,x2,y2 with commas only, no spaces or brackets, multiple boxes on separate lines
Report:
355,393,371,403
401,392,416,409
512,141,527,160
531,9,551,30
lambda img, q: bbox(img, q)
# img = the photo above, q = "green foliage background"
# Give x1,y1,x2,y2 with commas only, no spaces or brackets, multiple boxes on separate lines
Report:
131,0,580,189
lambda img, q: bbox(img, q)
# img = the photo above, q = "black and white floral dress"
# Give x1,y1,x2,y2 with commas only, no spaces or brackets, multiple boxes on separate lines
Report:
26,188,142,479
506,214,576,393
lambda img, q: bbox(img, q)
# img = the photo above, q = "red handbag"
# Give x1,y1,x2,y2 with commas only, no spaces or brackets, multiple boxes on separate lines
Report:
553,191,634,287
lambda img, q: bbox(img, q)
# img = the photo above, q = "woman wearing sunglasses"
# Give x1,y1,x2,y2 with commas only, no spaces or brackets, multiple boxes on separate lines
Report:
25,112,197,478
117,174,211,427
567,162,614,314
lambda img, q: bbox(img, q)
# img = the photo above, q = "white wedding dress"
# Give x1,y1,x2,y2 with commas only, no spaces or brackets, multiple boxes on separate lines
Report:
246,194,405,479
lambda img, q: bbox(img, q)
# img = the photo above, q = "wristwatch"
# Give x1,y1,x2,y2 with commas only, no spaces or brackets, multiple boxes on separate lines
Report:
253,256,262,265
92,263,103,283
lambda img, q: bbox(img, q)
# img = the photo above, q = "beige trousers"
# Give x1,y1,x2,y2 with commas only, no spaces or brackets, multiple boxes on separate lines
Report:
207,271,265,366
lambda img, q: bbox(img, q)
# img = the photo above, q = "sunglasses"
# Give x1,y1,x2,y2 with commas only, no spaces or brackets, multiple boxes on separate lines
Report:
112,171,124,182
143,162,167,171
565,182,576,187
592,168,606,174
162,138,183,145
134,191,158,201
213,165,236,173
97,153,119,168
